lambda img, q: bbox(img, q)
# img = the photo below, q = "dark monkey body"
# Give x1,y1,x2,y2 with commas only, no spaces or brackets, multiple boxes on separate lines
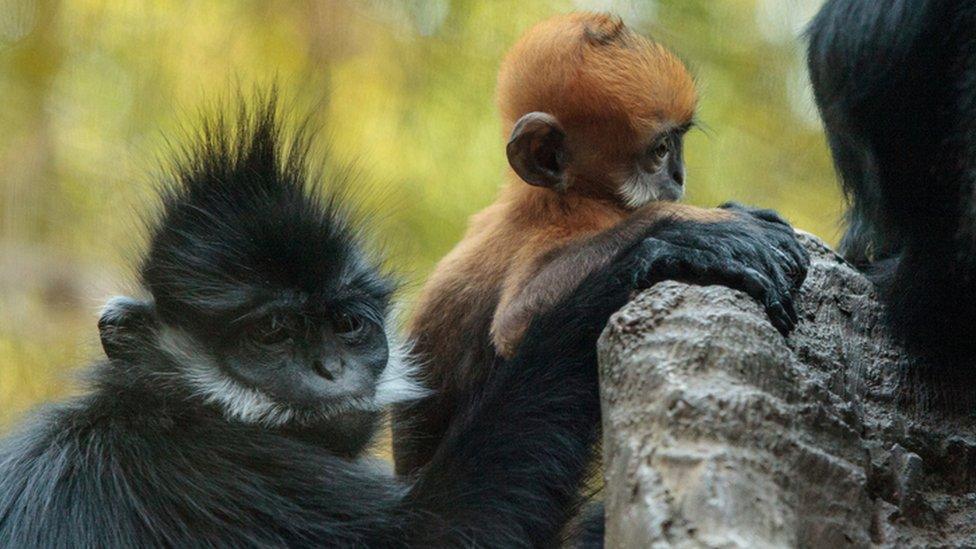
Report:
808,0,976,404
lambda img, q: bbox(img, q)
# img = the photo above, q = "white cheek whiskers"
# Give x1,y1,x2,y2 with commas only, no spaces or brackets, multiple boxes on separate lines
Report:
619,171,661,209
375,308,431,407
157,326,303,427
156,318,430,428
618,168,684,209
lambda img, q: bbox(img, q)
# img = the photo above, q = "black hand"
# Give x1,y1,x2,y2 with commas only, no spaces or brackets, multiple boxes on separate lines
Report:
618,205,810,336
719,202,810,288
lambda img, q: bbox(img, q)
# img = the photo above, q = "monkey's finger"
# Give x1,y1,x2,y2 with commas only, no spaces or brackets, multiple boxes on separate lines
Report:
792,247,811,287
760,287,796,335
780,238,810,287
728,266,795,336
626,237,704,289
782,291,798,326
764,232,809,290
767,300,794,336
769,259,800,327
770,252,801,318
768,263,799,326
768,246,800,279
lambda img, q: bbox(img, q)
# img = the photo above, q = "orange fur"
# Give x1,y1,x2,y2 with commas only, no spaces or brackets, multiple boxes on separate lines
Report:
497,13,697,202
393,12,713,476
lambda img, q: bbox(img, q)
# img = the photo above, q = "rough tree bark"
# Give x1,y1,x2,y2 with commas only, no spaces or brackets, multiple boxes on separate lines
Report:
598,233,976,548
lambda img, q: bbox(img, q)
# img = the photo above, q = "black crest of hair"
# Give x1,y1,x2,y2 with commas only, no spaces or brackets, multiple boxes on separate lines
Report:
808,0,976,407
143,97,394,336
1,92,634,547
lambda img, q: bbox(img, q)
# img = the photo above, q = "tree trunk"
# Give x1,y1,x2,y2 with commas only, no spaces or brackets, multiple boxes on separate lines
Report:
598,233,976,547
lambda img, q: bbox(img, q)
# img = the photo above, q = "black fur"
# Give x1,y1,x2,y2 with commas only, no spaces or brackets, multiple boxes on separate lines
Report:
563,502,606,548
143,104,393,339
807,1,976,394
0,98,646,547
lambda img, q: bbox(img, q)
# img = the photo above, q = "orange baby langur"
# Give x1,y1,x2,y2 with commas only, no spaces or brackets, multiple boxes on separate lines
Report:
394,12,729,476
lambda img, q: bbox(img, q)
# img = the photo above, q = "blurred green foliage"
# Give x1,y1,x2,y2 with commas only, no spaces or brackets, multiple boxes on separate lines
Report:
0,0,838,428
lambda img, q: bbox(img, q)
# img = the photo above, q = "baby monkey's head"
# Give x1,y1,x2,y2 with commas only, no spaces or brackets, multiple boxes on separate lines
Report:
498,12,697,208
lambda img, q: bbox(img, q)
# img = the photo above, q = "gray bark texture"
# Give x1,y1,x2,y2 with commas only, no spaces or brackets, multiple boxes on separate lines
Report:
598,233,976,548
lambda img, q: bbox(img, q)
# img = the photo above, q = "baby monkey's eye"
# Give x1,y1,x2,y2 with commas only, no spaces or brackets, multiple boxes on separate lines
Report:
245,315,292,346
641,140,670,172
651,141,669,160
332,312,364,340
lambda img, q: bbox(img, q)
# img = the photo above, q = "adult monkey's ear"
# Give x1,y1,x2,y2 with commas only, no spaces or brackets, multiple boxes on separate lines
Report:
98,296,158,361
506,111,569,190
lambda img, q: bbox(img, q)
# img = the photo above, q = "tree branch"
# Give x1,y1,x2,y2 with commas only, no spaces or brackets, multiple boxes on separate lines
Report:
598,234,976,547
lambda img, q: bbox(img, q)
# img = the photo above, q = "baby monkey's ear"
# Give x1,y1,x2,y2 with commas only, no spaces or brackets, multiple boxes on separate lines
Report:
98,296,159,361
506,111,569,190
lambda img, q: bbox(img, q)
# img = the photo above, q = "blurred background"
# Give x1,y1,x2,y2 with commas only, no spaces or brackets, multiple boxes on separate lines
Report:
0,0,836,429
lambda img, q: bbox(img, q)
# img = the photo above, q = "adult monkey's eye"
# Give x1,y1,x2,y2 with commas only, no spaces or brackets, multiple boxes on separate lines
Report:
332,311,364,340
245,316,291,346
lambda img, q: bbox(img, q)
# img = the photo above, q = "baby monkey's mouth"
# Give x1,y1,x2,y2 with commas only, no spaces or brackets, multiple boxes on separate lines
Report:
619,175,685,209
658,181,685,202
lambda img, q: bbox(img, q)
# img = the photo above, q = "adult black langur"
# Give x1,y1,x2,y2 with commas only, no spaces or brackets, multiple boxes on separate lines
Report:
807,1,976,403
0,98,806,547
